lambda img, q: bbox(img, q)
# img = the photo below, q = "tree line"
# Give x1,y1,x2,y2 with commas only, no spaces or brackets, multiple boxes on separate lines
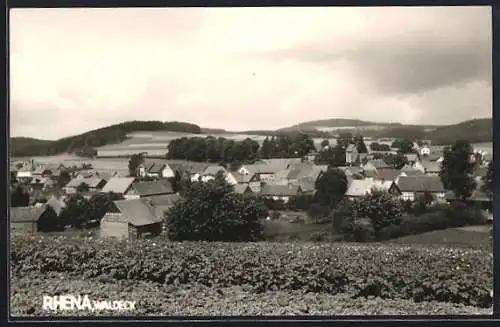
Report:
166,133,316,164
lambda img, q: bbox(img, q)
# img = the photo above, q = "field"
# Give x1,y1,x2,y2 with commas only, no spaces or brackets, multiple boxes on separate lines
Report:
11,234,493,316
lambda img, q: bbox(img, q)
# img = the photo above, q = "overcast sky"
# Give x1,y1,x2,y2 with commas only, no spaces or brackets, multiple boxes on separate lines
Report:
10,6,492,140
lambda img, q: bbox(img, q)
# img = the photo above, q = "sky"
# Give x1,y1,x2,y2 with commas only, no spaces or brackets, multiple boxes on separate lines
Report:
10,6,492,140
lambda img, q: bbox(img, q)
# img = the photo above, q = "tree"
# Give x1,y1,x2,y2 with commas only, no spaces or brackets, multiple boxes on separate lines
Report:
59,194,93,229
439,140,476,201
370,142,391,152
57,171,72,188
383,153,409,169
391,139,414,154
354,135,368,154
314,168,348,209
337,133,353,149
165,175,267,241
351,189,403,235
482,161,494,199
76,182,89,193
89,192,124,222
320,139,330,149
128,153,145,177
11,185,30,207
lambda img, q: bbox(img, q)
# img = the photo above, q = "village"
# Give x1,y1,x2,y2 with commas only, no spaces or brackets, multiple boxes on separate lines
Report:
9,135,493,241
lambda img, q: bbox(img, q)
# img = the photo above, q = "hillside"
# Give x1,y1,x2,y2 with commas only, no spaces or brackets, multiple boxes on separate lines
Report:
11,117,492,158
278,118,492,145
11,121,202,157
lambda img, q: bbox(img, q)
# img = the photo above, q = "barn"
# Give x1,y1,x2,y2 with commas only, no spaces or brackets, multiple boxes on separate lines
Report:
100,199,163,241
11,205,59,233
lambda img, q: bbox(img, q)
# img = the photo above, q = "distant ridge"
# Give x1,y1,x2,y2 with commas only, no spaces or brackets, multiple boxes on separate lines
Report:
11,117,492,158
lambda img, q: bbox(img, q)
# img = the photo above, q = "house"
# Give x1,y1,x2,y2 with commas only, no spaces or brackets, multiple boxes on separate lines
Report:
10,205,59,233
30,177,48,191
345,179,393,198
362,159,390,171
126,180,175,199
149,163,174,178
234,184,254,195
260,183,302,203
199,165,238,185
64,177,89,194
85,177,107,191
16,168,33,183
286,163,327,182
391,176,445,202
421,160,441,176
100,199,163,241
345,144,359,165
144,194,182,222
372,168,402,183
100,177,136,195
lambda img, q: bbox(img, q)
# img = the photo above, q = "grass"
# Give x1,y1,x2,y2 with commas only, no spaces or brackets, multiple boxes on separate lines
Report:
386,226,491,250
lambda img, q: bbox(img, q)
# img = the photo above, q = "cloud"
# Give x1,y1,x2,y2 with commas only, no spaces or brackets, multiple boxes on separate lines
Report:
9,7,492,140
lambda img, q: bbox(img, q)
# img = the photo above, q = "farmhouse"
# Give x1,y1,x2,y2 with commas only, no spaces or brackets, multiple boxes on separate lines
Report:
126,180,175,199
390,175,445,202
10,205,59,234
100,199,163,241
260,183,302,203
101,177,136,195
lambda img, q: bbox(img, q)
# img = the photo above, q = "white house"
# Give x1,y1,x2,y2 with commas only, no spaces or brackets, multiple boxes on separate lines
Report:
420,145,431,157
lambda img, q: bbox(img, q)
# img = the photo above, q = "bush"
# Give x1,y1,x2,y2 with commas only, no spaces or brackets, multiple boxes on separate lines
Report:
377,224,405,241
286,194,314,211
351,190,404,233
263,198,286,211
331,199,354,234
307,203,331,223
166,177,267,242
351,218,375,242
444,202,488,226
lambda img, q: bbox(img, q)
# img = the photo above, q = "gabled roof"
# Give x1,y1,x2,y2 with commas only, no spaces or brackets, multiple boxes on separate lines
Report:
101,177,135,194
374,168,401,182
345,179,392,197
167,160,211,175
233,173,253,184
287,163,327,180
132,180,174,197
296,179,316,193
11,205,48,223
397,176,445,193
148,163,167,174
400,169,425,177
65,177,89,188
234,184,252,194
113,199,162,227
260,183,301,196
421,160,441,173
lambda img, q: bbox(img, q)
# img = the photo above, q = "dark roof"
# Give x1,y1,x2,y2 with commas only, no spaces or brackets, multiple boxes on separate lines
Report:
202,165,227,176
261,184,301,196
363,169,378,178
374,168,401,182
234,184,252,194
132,180,174,197
421,160,441,173
397,176,445,193
233,173,253,183
365,159,390,170
401,169,425,177
113,199,162,226
148,163,167,174
11,205,48,222
166,160,211,174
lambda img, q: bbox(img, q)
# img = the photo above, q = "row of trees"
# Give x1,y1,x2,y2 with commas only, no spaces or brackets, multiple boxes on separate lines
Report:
166,133,317,164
